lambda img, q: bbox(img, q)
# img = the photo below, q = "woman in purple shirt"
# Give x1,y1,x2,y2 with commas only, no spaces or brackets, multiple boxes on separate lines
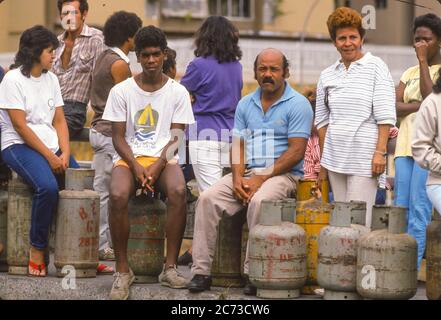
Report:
181,16,243,192
179,16,243,264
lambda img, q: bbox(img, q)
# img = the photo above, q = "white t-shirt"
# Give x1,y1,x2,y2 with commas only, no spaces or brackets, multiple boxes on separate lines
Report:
0,69,64,153
102,77,195,162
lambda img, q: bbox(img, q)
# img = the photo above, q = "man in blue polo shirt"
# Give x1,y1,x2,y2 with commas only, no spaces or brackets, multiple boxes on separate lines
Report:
188,48,313,295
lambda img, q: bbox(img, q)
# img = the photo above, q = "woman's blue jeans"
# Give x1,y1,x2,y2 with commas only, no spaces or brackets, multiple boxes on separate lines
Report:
2,144,79,250
394,156,432,270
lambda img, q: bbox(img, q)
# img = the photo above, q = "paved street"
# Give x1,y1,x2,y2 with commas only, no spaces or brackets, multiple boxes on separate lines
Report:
0,257,428,300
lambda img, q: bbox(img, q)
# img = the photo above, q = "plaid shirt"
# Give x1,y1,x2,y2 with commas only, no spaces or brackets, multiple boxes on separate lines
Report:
53,24,105,104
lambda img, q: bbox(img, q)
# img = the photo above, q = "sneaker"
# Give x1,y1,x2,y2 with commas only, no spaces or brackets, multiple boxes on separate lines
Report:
109,269,135,300
159,265,188,289
188,274,212,293
177,250,193,266
99,247,115,261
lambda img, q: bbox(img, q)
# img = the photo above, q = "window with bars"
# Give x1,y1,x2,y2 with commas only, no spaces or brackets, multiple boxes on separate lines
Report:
208,0,254,20
161,0,209,18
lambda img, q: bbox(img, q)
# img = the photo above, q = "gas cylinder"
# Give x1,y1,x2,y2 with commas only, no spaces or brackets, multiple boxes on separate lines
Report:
0,181,8,272
6,173,33,275
371,205,391,231
425,210,441,300
349,201,370,235
295,198,332,294
317,202,369,300
127,192,166,283
249,199,307,299
297,179,329,203
212,210,246,287
54,169,100,278
356,206,417,300
65,168,95,191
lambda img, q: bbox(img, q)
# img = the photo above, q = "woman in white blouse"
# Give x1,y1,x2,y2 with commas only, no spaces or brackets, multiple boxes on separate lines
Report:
315,7,396,228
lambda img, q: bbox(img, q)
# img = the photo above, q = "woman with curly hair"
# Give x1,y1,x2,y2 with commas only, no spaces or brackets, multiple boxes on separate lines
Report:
0,25,79,277
395,14,441,270
179,16,243,265
315,7,396,228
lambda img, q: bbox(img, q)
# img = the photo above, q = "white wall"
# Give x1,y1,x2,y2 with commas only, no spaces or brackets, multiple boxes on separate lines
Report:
1,39,417,84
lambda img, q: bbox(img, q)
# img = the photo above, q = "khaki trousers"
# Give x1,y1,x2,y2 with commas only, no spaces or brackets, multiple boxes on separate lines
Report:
191,172,298,276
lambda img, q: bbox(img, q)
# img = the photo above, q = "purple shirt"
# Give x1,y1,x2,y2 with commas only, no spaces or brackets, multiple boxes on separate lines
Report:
181,56,243,142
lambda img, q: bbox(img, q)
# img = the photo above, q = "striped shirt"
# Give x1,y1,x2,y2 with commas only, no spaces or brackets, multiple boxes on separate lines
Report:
304,133,321,180
53,24,105,104
315,52,396,177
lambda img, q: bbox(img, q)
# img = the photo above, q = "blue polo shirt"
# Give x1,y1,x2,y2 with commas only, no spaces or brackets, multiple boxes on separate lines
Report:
233,82,313,176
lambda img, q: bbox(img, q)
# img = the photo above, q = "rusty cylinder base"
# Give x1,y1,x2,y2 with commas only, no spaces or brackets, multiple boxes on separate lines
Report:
324,290,362,300
56,268,96,278
8,266,28,275
134,275,158,284
257,288,300,299
301,285,321,295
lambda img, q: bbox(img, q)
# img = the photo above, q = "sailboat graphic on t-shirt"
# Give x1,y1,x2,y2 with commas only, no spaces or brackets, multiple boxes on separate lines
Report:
134,104,159,142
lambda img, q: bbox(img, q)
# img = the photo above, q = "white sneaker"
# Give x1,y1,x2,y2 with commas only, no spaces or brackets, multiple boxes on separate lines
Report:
158,265,188,289
109,269,135,300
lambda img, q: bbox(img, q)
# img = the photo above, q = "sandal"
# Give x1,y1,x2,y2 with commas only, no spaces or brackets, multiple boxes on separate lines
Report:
97,263,114,274
28,260,46,277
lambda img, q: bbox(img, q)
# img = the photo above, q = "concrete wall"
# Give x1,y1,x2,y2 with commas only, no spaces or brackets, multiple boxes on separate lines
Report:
262,0,335,39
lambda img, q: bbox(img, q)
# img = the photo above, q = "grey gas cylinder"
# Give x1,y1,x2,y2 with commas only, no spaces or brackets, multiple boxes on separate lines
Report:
212,210,246,287
0,181,8,272
54,169,100,278
356,206,417,300
249,199,307,299
127,193,166,283
426,210,441,300
371,205,392,231
6,173,33,275
317,202,369,300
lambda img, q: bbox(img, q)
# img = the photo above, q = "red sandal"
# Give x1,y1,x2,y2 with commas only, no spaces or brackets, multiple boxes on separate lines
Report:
97,263,114,274
28,260,46,277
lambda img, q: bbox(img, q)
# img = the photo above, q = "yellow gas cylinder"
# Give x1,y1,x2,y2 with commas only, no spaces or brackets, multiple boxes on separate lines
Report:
297,179,329,203
295,196,332,294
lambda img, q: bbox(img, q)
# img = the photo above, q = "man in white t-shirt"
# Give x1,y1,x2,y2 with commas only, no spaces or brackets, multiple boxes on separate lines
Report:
102,26,195,300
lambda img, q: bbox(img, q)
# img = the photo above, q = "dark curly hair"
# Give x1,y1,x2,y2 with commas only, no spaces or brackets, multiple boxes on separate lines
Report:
104,11,142,47
57,0,88,14
434,69,441,94
413,13,441,38
327,7,366,41
12,25,59,77
162,47,177,75
194,16,242,63
135,26,168,56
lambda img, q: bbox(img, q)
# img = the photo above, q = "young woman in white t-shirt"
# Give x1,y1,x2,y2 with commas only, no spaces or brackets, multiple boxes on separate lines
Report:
0,26,79,277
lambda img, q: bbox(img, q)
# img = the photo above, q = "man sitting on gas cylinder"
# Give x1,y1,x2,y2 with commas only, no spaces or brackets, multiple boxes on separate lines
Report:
102,26,195,300
188,48,313,295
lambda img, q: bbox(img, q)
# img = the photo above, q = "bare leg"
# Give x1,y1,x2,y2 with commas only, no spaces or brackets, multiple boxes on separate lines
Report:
109,167,135,273
156,164,187,267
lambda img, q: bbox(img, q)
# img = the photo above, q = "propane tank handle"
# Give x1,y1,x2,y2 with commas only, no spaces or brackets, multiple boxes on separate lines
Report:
259,200,283,226
330,202,352,227
387,207,407,234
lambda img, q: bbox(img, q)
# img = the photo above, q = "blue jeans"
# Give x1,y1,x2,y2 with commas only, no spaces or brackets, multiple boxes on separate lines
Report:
394,157,432,269
2,144,79,250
